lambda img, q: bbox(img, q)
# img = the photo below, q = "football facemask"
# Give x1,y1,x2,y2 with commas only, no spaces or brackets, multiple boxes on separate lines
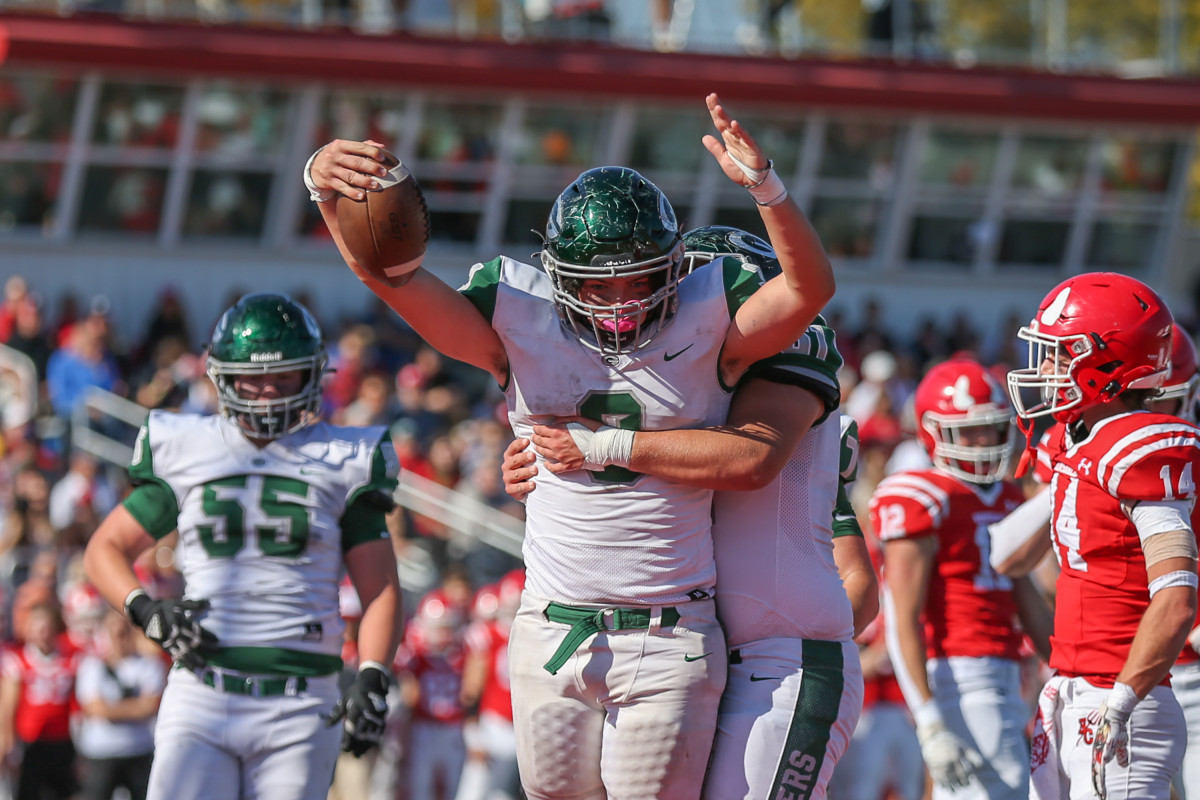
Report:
206,292,328,440
1007,273,1172,423
542,166,684,355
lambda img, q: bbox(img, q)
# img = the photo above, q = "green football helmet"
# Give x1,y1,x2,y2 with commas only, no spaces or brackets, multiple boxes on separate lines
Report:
206,292,327,440
682,225,780,279
542,166,684,355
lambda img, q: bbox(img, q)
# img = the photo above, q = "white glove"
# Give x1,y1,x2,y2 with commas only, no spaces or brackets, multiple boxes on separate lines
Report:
1188,625,1200,655
1091,683,1137,800
915,703,980,791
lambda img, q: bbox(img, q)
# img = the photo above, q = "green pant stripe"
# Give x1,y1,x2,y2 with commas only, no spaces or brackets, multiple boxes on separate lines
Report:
768,640,844,799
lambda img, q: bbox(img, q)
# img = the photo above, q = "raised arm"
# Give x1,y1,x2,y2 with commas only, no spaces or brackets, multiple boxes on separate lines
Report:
306,139,508,383
700,95,835,384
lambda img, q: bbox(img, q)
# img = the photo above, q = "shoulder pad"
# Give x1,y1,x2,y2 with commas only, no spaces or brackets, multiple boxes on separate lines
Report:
870,471,949,540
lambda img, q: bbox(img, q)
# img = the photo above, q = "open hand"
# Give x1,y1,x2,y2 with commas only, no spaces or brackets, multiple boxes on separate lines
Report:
702,93,767,187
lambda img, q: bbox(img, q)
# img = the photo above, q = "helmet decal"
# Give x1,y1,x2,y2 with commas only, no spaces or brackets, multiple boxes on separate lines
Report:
916,359,1015,484
1007,272,1173,423
1040,286,1071,326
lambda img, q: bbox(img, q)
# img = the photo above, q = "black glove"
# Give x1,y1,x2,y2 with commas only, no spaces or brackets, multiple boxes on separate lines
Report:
325,662,390,757
125,589,218,671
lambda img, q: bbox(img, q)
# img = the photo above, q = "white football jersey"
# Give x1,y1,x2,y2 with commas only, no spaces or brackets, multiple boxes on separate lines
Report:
714,371,854,651
462,255,762,605
127,412,398,659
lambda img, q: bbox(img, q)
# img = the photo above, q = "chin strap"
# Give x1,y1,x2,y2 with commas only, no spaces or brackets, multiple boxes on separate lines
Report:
1014,415,1036,479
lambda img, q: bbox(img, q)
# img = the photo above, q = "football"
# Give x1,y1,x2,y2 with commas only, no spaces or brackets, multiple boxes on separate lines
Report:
337,158,430,287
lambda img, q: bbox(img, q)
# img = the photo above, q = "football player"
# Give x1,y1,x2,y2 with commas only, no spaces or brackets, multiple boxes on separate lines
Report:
502,225,877,800
308,94,834,799
870,358,1051,800
457,568,524,800
1004,273,1199,800
397,590,469,800
83,293,402,800
1150,324,1200,800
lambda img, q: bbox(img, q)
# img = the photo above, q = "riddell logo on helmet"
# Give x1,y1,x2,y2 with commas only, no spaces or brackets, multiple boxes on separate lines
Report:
593,254,635,268
251,352,283,362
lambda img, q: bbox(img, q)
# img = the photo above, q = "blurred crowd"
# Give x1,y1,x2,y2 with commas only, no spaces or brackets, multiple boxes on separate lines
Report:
0,265,1195,799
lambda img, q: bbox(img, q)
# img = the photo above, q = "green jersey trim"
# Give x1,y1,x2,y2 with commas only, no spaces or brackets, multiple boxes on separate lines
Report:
206,646,343,677
122,482,179,541
346,441,400,510
721,254,764,320
718,255,769,392
741,323,842,420
768,640,845,797
840,419,860,482
459,257,504,324
831,480,863,539
127,414,155,484
456,256,512,392
341,500,391,552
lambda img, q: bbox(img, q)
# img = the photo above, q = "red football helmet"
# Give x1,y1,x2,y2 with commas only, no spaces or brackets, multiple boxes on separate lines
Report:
412,590,465,653
1155,323,1200,423
471,583,500,621
914,359,1015,483
1007,272,1173,423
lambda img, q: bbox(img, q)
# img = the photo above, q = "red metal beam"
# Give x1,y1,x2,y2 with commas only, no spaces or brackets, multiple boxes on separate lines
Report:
3,12,1200,124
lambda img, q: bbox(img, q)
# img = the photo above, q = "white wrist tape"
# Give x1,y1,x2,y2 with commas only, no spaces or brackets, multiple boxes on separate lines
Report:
726,152,788,207
1106,682,1139,718
304,146,336,203
1147,569,1199,598
566,423,634,471
123,587,148,616
912,698,942,730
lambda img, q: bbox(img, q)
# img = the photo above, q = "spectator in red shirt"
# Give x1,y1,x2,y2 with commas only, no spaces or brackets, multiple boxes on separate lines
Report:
0,602,80,800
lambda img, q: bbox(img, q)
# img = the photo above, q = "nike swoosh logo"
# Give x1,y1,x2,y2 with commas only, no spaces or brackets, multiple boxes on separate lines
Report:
664,344,694,362
683,652,712,662
749,674,777,682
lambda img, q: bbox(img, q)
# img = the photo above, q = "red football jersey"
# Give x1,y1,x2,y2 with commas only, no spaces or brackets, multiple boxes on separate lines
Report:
856,614,907,710
396,643,467,724
1,641,79,742
870,468,1025,661
1033,426,1060,486
463,619,513,722
1043,412,1200,684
